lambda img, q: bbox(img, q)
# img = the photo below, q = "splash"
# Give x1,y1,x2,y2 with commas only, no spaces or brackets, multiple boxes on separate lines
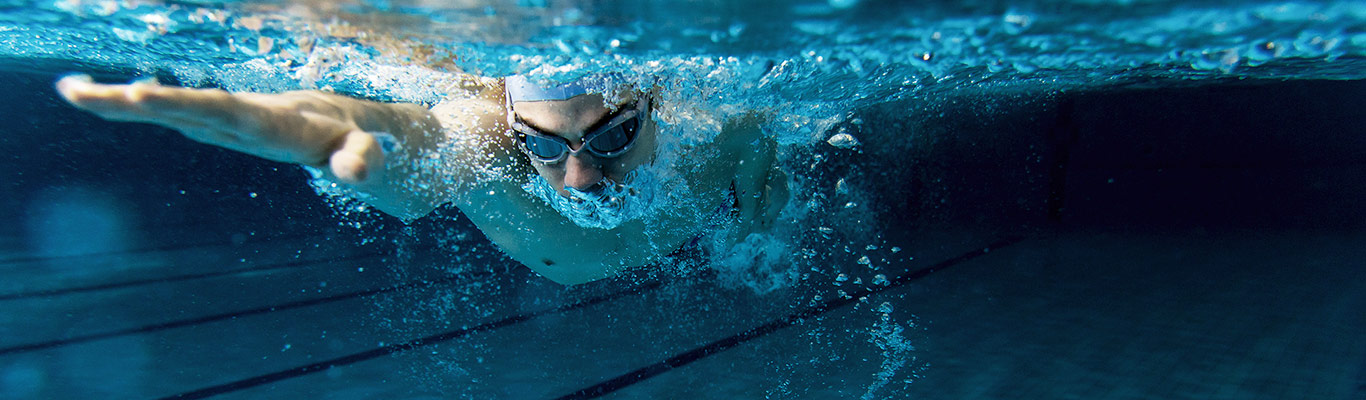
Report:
520,170,663,230
710,232,799,293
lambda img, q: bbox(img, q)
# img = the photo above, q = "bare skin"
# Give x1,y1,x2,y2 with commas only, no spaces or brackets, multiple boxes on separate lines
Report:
56,74,787,285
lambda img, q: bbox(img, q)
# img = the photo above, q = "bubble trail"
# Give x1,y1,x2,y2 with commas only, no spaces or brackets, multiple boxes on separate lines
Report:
156,280,664,400
554,237,1022,400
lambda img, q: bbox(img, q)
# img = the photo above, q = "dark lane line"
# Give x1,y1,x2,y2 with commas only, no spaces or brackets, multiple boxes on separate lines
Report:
554,237,1022,400
0,252,387,301
0,231,326,265
0,268,470,356
158,280,664,400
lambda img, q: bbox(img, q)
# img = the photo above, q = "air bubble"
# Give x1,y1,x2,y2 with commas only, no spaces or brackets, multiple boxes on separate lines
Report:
1293,33,1341,57
1191,48,1239,73
827,133,860,149
728,22,747,37
1002,11,1033,35
1247,41,1283,66
829,0,861,9
1013,62,1038,74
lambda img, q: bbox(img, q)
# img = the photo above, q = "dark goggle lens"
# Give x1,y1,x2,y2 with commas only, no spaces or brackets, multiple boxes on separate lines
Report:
523,134,567,160
587,117,639,154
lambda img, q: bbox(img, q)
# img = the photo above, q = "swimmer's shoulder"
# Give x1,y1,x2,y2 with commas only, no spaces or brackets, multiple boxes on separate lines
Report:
424,75,509,139
412,74,527,174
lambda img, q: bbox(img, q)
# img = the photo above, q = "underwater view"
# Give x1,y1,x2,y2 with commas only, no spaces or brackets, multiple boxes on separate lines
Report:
2,0,1365,398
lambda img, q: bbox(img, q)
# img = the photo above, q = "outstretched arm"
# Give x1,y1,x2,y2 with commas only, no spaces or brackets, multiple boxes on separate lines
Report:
56,75,508,219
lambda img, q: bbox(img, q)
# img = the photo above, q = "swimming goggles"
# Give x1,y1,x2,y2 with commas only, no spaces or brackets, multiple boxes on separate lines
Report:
508,97,650,164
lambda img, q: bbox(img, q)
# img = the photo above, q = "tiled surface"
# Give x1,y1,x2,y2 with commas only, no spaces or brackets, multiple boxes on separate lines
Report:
894,230,1366,400
0,229,1362,399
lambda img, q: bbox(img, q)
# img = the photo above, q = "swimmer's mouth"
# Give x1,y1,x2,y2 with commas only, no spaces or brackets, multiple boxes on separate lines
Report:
561,187,603,200
563,187,635,211
566,191,618,206
561,179,637,199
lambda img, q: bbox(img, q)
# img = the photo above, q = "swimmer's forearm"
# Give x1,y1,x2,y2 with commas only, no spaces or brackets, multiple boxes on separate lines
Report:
262,91,443,145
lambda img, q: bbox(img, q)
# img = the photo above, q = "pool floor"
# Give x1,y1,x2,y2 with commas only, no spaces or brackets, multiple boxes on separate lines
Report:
1,224,1362,399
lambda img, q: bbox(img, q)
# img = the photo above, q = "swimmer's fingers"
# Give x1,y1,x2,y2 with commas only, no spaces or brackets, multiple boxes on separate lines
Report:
56,77,370,171
55,77,152,121
54,79,258,153
57,76,233,125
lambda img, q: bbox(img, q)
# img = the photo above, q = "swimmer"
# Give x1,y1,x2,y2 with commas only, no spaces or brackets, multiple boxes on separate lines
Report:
55,73,788,284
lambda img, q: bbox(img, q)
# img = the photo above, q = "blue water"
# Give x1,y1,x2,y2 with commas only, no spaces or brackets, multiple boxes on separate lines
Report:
7,0,1364,162
7,1,1366,101
2,0,1366,399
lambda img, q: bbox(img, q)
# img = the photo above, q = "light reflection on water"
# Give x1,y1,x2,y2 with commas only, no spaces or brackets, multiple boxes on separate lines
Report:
7,1,1366,88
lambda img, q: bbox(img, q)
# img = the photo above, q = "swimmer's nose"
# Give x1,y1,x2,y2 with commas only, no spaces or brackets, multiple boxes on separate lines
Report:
562,153,604,191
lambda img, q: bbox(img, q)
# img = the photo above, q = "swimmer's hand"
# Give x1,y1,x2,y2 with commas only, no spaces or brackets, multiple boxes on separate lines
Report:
55,75,390,184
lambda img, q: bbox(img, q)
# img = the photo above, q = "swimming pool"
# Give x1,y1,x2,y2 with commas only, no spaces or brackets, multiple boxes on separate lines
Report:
2,0,1365,398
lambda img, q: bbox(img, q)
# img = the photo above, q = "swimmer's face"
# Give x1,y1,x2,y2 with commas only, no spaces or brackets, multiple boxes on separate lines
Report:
510,93,657,196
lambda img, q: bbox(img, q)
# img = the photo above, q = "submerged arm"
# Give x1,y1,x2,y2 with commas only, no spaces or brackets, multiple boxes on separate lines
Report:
714,113,790,240
56,75,511,219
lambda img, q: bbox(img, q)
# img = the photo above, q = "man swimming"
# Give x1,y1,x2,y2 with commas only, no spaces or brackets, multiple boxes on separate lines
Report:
55,73,788,284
